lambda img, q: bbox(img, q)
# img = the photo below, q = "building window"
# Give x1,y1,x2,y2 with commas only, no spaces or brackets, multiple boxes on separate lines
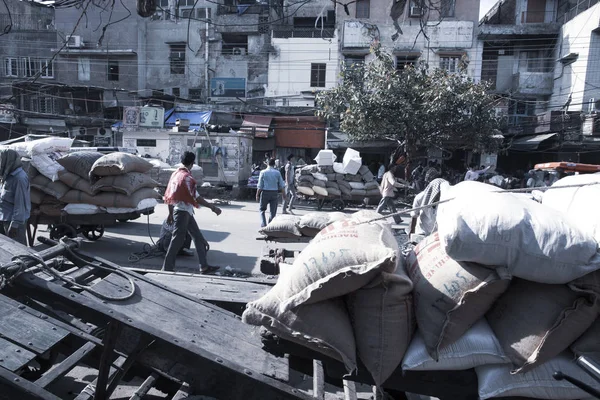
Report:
172,87,180,97
440,56,460,73
108,61,119,81
440,0,455,17
169,44,186,75
195,7,212,19
30,96,54,114
137,139,157,147
519,50,552,73
188,88,202,100
396,56,418,71
310,63,326,87
39,59,54,78
355,0,370,18
21,57,35,77
5,57,18,77
222,33,248,55
345,55,365,68
78,57,91,81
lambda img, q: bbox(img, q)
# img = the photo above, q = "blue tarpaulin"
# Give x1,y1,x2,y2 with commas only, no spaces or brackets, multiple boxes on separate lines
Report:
165,110,212,128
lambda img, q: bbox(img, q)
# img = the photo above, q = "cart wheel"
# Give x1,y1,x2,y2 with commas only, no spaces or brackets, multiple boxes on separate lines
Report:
49,224,77,240
332,199,345,211
82,225,104,241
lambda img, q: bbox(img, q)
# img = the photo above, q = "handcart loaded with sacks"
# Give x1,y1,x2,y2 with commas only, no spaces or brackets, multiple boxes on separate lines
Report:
245,179,600,400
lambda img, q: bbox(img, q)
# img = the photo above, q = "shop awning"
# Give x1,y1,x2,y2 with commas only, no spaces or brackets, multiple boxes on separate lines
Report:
510,133,557,151
240,115,273,138
327,131,395,149
274,117,325,149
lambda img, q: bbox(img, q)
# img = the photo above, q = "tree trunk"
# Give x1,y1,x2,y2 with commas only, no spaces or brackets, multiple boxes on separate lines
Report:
404,136,417,182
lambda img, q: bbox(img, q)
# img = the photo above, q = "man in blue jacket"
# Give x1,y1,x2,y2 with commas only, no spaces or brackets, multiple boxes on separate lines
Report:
0,149,31,245
256,158,286,227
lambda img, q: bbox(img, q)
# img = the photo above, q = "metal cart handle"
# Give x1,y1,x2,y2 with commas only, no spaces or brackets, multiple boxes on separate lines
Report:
553,371,600,399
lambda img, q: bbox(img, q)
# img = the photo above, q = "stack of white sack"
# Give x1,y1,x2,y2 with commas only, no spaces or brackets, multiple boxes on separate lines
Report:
295,164,380,201
247,179,600,397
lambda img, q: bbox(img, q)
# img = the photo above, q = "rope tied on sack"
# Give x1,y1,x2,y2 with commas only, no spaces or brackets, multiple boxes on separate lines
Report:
356,181,600,226
0,239,136,301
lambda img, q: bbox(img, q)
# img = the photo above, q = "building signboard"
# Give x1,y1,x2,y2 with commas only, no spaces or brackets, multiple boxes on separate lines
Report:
210,78,246,100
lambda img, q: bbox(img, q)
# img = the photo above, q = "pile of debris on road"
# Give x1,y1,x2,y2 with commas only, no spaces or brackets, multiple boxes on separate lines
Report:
4,137,160,216
294,149,382,202
244,180,600,399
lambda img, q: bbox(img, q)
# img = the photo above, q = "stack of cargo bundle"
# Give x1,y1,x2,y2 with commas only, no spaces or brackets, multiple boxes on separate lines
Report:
295,163,380,202
245,180,600,398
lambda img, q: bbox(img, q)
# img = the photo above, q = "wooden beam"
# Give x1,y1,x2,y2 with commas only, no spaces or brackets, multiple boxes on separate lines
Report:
343,380,357,400
128,372,159,400
35,342,97,388
74,356,127,400
171,382,191,400
0,364,62,400
313,360,325,400
95,321,122,400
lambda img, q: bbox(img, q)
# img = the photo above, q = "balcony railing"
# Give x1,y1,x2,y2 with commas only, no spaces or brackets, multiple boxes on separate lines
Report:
556,0,600,24
272,28,335,39
0,14,54,31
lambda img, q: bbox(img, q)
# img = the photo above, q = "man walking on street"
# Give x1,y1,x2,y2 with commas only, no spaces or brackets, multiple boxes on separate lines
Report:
257,158,286,227
282,154,296,214
163,151,222,274
0,149,30,246
376,165,403,224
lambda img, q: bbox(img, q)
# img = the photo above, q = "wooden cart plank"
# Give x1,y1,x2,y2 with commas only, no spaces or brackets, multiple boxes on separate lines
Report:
143,273,270,304
0,366,62,400
34,342,96,389
0,336,36,372
85,273,288,381
0,306,69,354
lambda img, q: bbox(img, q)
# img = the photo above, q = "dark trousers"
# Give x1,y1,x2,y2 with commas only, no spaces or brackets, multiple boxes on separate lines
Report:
162,210,208,271
0,221,27,246
376,197,402,224
260,190,279,227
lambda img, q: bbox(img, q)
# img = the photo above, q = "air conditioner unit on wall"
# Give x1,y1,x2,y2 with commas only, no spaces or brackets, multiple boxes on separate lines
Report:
66,35,84,48
409,6,424,17
232,47,245,56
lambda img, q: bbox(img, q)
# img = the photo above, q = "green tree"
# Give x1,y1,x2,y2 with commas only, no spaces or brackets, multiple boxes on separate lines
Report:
316,45,502,173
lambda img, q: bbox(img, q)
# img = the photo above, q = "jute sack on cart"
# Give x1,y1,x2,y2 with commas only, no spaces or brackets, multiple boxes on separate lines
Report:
58,170,94,195
486,278,599,373
30,188,45,205
242,270,357,372
476,352,600,400
406,233,511,360
57,152,104,180
90,153,153,179
258,215,302,238
402,319,510,372
346,270,414,386
92,172,158,196
313,186,328,197
277,215,399,313
31,174,70,199
62,187,160,208
297,186,314,196
298,212,348,237
437,182,600,284
570,317,600,358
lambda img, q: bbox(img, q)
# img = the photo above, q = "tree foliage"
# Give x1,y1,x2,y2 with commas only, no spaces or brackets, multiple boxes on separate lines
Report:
316,45,502,164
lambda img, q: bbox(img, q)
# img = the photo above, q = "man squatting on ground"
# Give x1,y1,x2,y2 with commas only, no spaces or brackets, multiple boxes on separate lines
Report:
0,149,31,246
162,151,222,274
256,158,286,227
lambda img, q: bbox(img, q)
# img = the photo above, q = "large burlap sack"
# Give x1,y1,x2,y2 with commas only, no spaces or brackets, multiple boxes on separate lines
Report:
31,153,65,181
31,174,69,199
92,172,158,196
90,153,153,178
30,188,45,205
26,137,73,155
328,187,342,197
362,171,375,182
298,212,349,237
350,189,367,196
366,189,381,197
348,181,365,190
346,270,413,386
242,270,357,372
297,175,314,184
277,217,398,312
313,186,328,197
402,319,510,371
312,179,326,188
337,179,352,190
57,152,104,180
63,187,160,208
300,165,318,175
437,184,600,284
476,352,600,399
312,172,328,182
570,317,600,358
325,181,339,189
297,180,312,188
258,215,302,238
58,170,94,195
406,233,511,359
542,173,600,242
486,278,599,373
39,199,67,217
63,203,101,215
333,162,345,174
364,181,378,190
298,186,315,196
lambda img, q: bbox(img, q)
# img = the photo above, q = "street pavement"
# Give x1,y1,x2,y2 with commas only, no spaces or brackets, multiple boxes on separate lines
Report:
39,199,408,276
